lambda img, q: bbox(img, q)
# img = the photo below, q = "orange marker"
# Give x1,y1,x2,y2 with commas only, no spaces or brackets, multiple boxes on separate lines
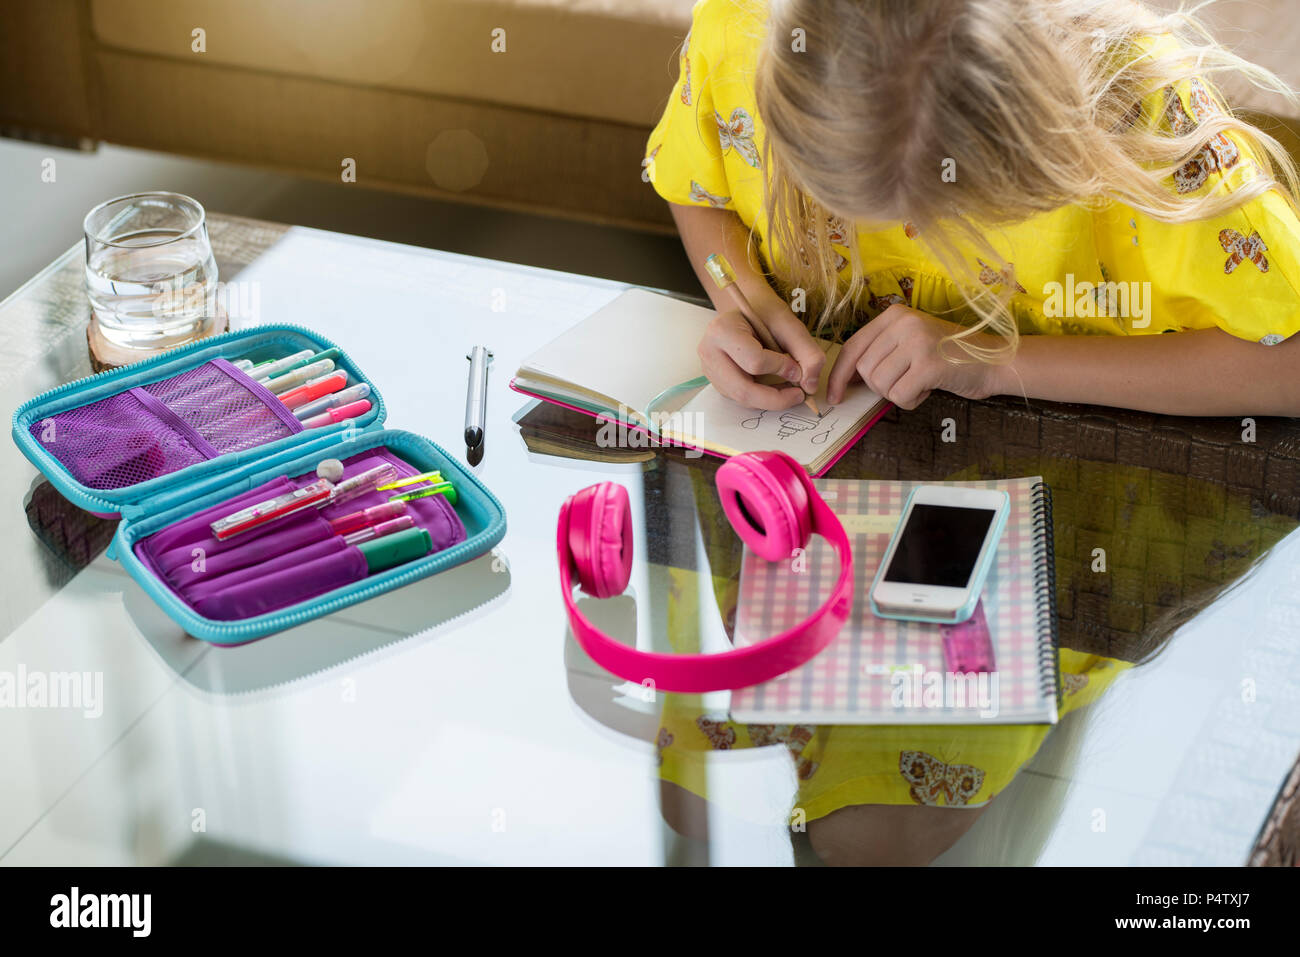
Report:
278,371,348,410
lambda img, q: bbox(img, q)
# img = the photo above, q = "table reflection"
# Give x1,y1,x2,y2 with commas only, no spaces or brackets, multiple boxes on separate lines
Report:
532,393,1300,865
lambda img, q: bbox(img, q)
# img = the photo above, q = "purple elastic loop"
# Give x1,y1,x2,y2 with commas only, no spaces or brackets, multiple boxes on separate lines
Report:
128,387,219,458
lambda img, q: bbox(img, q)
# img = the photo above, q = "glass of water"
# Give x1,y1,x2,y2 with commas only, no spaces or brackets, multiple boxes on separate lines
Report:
84,191,219,350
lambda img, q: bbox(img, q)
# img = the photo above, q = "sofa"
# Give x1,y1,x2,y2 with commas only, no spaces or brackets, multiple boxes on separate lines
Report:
2,0,1298,234
0,0,696,232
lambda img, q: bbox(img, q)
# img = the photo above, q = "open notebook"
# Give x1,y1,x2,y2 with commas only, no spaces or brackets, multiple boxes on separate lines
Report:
510,289,889,475
730,476,1060,725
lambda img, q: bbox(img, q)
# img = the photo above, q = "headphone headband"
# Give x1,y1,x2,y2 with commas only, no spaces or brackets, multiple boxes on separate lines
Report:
557,451,853,693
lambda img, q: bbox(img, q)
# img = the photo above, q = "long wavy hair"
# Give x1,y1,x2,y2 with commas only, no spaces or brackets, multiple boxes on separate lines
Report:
752,0,1300,359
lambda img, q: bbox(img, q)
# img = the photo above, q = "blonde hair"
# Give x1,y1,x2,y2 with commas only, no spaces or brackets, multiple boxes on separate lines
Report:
753,0,1300,358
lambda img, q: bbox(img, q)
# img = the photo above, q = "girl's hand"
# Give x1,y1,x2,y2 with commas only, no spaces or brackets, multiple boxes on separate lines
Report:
699,306,826,410
826,305,1005,409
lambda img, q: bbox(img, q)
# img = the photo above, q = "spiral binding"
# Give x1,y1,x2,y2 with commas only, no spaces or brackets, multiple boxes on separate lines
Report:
1029,481,1062,710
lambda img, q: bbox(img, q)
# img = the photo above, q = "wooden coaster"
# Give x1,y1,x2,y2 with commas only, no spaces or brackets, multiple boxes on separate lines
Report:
87,306,228,372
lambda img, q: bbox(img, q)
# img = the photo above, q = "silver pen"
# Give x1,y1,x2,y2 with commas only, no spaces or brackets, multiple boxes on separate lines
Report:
464,346,492,453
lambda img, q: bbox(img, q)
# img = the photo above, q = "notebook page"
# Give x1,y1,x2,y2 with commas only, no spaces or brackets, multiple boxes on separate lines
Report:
668,342,883,461
517,288,711,415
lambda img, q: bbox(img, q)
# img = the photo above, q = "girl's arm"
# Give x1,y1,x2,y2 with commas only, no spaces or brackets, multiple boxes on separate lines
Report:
827,305,1300,416
670,204,784,319
670,203,826,409
997,325,1300,416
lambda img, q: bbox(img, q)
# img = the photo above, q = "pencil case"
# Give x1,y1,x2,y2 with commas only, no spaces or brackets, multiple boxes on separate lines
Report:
11,324,507,644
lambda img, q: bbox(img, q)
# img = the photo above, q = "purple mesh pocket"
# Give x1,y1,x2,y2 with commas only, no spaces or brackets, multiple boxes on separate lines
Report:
141,360,303,455
30,359,304,491
29,390,210,490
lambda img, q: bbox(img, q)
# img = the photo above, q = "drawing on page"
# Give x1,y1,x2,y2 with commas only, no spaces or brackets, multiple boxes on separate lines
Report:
775,405,838,442
810,418,840,444
741,410,768,430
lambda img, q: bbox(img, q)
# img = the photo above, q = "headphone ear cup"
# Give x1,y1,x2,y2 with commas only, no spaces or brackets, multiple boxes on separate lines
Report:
716,451,813,562
566,482,634,598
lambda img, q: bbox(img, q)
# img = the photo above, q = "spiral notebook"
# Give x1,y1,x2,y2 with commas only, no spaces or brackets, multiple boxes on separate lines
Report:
729,476,1060,725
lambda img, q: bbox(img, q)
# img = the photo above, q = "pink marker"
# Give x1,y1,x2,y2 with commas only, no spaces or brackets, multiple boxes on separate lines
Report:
301,399,372,429
328,500,408,535
342,514,416,545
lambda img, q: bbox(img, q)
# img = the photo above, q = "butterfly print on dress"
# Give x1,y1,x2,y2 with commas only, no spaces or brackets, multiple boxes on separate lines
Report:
802,215,850,271
679,31,692,105
641,144,660,184
655,727,674,766
1164,79,1240,193
899,750,985,806
977,258,1027,294
868,276,915,313
696,716,737,749
1219,228,1269,274
689,180,731,208
748,724,820,779
715,108,762,168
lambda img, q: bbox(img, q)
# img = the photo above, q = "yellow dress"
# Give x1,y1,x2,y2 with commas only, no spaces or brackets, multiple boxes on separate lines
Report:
657,638,1129,814
644,0,1300,344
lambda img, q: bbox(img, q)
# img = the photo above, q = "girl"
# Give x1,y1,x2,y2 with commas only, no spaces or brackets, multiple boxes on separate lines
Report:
644,0,1300,416
643,0,1300,864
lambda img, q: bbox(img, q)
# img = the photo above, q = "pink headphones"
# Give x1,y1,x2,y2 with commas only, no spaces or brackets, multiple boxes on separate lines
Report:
556,450,854,693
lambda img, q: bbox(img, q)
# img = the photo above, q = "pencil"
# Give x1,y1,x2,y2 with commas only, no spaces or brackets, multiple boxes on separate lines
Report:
704,253,819,415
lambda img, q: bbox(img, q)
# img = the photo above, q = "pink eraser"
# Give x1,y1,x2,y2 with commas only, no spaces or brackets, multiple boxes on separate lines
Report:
939,599,996,674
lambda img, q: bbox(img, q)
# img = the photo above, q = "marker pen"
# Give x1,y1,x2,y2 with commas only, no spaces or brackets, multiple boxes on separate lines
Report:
264,359,337,395
246,350,313,382
279,371,348,410
355,527,432,574
342,514,416,545
293,383,371,420
253,347,341,383
377,470,442,492
328,462,400,507
210,478,335,540
328,500,408,535
388,480,457,506
301,399,372,429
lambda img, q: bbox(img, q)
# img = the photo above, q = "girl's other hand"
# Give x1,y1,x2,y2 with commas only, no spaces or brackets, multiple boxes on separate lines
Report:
826,305,1005,409
698,308,821,410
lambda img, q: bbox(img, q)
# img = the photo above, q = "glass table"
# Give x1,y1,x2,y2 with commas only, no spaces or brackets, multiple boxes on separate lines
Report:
3,214,1298,866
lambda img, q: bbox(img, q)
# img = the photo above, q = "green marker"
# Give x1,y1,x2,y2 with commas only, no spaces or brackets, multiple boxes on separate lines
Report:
356,527,431,573
255,347,342,383
388,481,457,506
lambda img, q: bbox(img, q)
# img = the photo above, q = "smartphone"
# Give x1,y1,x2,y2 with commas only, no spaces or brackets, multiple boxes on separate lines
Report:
869,486,1010,624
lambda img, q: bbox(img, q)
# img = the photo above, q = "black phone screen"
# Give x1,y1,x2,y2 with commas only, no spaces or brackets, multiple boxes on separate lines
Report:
882,504,996,588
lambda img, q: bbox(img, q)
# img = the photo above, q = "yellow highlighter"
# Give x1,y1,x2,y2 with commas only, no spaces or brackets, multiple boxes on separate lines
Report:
376,471,443,491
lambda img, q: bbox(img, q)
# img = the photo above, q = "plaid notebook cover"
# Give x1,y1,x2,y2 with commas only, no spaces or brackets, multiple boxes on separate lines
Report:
729,476,1059,725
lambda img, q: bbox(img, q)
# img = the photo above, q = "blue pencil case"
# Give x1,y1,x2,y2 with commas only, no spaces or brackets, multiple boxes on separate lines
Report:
11,324,507,644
